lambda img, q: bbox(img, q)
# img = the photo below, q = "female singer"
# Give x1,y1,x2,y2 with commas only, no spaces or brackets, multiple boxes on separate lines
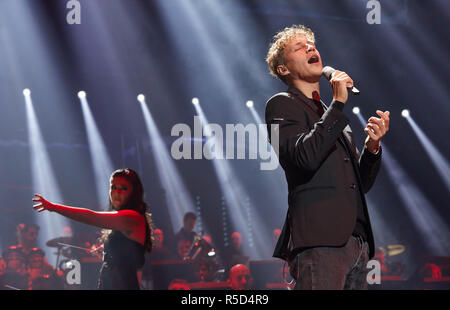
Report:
33,168,153,289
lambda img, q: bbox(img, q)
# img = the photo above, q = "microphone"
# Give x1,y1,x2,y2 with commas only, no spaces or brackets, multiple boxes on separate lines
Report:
322,66,360,95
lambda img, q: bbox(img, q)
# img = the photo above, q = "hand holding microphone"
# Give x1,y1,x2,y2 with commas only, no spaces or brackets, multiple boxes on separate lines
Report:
322,66,360,104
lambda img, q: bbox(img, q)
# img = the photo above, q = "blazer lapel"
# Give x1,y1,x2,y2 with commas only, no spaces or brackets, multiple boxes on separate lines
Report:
340,125,359,160
287,86,321,117
287,86,358,159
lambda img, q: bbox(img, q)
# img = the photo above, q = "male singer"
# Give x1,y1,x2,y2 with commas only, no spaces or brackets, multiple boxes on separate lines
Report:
265,25,390,289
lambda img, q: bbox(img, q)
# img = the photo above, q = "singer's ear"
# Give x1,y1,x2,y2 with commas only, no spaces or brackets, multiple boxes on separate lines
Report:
277,65,289,77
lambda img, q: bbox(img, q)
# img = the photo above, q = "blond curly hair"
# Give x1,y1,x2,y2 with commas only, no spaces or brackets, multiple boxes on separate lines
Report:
266,25,316,83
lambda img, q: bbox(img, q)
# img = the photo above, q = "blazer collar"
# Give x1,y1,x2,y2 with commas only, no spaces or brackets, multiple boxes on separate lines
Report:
287,85,326,114
288,86,357,158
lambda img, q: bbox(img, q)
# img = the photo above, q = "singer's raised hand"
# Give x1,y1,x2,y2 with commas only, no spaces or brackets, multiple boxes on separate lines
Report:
33,194,56,213
364,110,390,153
330,70,354,104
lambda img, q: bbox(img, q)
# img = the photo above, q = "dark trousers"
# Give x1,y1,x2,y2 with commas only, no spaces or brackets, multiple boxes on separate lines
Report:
289,235,370,290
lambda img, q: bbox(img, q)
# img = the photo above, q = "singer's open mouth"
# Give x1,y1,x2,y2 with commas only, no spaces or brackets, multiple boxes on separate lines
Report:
308,55,319,64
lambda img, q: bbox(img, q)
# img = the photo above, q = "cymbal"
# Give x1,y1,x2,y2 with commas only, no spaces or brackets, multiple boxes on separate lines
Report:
46,237,75,248
378,244,406,257
386,244,405,256
61,247,92,259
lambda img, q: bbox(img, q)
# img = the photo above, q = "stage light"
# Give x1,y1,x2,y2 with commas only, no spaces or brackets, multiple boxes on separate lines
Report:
79,94,114,209
23,88,31,96
137,94,145,102
406,116,450,192
355,111,450,255
77,91,86,99
193,101,271,259
24,92,70,265
352,107,360,115
192,97,199,105
139,98,198,232
246,100,254,108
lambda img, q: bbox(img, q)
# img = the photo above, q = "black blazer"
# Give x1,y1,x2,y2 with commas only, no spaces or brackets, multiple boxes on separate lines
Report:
265,86,381,261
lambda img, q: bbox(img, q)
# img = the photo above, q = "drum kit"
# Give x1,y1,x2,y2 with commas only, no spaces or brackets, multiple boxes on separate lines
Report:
1,235,103,290
0,245,63,290
0,245,29,290
46,236,102,269
46,235,103,289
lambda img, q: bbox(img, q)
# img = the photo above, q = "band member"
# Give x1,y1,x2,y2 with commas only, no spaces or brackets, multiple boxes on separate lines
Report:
174,212,199,260
33,168,153,290
140,228,171,290
27,248,63,290
228,264,253,290
222,232,248,273
15,223,56,276
265,25,389,289
0,245,28,290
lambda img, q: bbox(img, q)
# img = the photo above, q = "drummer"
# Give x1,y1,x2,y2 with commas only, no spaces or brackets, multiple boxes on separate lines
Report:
27,247,64,290
28,248,48,284
0,224,49,276
0,245,28,290
15,223,56,275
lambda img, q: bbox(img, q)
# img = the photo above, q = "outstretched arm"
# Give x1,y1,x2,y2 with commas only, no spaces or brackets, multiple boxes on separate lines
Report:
32,194,143,232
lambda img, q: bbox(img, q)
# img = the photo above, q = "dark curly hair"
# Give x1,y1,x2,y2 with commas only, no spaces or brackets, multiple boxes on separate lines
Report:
100,168,153,252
